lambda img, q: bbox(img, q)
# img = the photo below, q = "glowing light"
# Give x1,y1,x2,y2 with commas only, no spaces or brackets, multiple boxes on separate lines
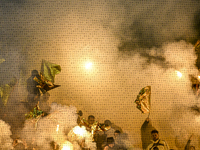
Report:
62,145,71,150
72,126,86,137
61,141,73,150
198,76,200,80
175,71,182,78
85,62,93,70
56,125,59,134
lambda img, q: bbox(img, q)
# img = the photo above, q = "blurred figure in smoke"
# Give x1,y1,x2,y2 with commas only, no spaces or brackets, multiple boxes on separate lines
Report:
86,115,99,142
103,120,115,139
25,70,51,112
79,115,97,141
26,60,61,104
103,137,120,150
114,130,121,139
88,115,95,126
26,70,40,101
102,128,128,150
104,120,123,133
77,110,83,125
100,120,115,149
113,130,127,150
185,135,195,150
80,115,112,148
80,115,96,132
146,130,170,150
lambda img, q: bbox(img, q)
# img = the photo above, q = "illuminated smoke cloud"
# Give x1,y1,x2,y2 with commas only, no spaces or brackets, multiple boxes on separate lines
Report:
67,126,96,150
117,40,199,148
0,0,200,149
19,103,78,149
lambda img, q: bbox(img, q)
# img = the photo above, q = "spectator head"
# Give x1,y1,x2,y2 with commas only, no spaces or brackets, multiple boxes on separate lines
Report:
88,115,95,125
151,130,159,141
107,137,115,148
31,70,39,77
114,130,121,137
104,120,112,127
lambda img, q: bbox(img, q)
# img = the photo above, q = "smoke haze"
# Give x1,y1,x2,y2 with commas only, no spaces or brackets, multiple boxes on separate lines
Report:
0,0,200,149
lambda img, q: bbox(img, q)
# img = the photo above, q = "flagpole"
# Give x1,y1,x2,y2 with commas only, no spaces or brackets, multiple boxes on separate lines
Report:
148,112,150,119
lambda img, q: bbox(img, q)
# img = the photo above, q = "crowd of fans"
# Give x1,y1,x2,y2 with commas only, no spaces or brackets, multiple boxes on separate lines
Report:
78,115,125,150
78,115,196,150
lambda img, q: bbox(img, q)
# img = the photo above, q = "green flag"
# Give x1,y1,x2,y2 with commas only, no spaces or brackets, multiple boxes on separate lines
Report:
41,59,61,84
0,77,17,106
33,60,61,94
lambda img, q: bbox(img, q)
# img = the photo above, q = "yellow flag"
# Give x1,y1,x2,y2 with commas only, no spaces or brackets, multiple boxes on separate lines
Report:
135,86,151,113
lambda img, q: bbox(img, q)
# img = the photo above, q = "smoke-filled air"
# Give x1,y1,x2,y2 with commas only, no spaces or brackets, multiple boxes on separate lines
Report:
0,0,200,149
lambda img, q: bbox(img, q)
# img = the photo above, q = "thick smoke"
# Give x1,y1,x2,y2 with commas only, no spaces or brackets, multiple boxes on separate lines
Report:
118,0,200,48
0,0,200,150
19,103,78,149
170,105,200,149
67,126,96,150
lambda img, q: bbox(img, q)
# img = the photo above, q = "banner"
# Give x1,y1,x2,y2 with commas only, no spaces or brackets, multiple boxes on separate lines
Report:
41,59,61,84
135,86,151,113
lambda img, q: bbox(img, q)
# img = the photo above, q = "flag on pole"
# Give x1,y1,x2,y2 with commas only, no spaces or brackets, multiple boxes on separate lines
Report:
41,59,61,84
33,60,61,93
135,86,151,113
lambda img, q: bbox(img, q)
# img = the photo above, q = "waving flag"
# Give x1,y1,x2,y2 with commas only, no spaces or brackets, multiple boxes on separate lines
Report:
0,77,17,106
135,86,151,113
0,59,17,106
33,60,61,94
41,59,61,84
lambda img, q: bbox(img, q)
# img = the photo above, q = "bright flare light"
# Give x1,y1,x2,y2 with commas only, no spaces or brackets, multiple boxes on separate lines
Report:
72,126,86,137
61,141,73,150
56,125,59,134
175,71,182,78
198,76,200,80
62,145,71,150
85,62,93,70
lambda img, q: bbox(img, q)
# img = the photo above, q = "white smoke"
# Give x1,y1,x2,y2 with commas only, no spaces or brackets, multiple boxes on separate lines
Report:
67,126,96,150
116,40,199,148
170,105,200,149
19,103,78,149
0,120,13,149
0,0,200,149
